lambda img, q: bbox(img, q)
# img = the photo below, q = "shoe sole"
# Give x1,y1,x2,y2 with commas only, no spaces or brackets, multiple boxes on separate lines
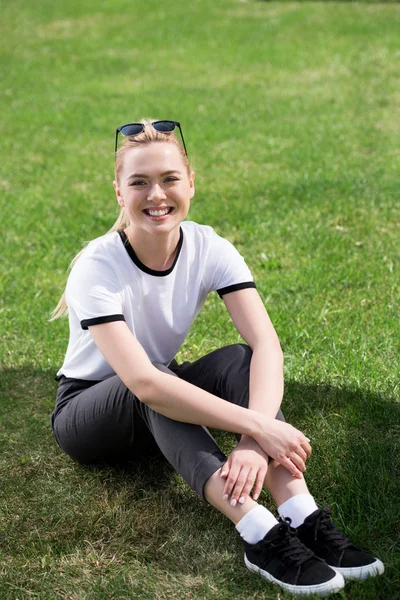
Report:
244,554,345,597
331,558,385,581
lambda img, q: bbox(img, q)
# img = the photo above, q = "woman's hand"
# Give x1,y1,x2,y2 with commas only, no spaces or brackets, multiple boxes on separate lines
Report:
220,436,269,506
254,418,311,478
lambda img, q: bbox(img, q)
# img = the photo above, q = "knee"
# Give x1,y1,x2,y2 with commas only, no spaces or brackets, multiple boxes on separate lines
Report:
217,344,252,385
229,343,252,369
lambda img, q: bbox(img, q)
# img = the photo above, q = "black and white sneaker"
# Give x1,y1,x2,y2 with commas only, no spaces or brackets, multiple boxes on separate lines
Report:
243,518,344,597
297,508,385,581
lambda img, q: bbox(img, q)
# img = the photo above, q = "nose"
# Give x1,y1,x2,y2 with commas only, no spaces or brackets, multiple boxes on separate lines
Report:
147,183,167,203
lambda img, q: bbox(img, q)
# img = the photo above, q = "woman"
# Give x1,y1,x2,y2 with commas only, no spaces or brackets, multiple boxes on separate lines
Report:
51,119,384,597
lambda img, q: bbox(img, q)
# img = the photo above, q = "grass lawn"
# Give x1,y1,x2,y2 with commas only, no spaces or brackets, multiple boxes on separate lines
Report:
0,0,399,598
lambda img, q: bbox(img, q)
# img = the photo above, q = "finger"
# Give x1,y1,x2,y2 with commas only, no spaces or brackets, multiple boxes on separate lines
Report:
220,462,229,479
296,429,311,456
223,464,241,498
289,451,306,472
279,455,303,479
303,440,312,457
230,469,252,506
298,435,312,457
235,468,257,504
252,467,267,501
295,446,307,462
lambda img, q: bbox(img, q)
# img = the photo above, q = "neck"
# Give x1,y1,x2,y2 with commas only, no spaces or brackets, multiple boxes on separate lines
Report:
124,225,181,271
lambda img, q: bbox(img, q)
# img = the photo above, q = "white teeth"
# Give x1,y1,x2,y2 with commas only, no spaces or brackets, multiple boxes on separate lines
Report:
147,208,170,217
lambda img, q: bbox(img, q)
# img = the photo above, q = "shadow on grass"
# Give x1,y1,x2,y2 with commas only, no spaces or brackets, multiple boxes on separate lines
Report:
0,367,399,598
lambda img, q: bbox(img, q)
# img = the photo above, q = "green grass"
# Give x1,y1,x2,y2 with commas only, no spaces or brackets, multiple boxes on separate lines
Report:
0,0,399,598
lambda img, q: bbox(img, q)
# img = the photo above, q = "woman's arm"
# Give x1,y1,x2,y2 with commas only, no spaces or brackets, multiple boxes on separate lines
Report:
219,288,310,503
88,320,309,477
89,320,262,436
223,287,284,419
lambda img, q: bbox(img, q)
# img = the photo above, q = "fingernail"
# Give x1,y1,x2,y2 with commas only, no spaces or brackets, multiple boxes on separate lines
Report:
306,438,311,442
253,493,259,500
239,496,245,504
230,499,237,507
223,494,229,501
220,471,227,477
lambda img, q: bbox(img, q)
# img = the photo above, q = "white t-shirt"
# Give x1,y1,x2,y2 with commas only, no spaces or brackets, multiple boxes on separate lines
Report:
57,221,256,381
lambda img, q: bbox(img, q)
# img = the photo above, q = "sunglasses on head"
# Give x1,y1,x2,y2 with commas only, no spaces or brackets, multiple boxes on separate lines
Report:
114,120,188,157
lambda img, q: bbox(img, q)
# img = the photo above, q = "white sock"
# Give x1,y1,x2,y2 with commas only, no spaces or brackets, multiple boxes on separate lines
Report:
278,494,318,529
235,505,278,545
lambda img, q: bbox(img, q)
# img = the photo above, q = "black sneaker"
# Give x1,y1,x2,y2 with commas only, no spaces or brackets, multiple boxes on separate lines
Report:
243,518,344,597
297,508,385,580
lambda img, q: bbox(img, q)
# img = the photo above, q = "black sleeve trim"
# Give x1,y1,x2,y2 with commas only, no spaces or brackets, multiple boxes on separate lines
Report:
81,314,125,330
217,282,256,298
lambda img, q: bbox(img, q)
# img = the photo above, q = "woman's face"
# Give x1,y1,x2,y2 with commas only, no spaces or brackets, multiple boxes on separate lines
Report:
114,142,195,237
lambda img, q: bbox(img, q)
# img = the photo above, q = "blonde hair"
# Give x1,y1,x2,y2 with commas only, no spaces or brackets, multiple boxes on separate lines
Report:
50,118,191,320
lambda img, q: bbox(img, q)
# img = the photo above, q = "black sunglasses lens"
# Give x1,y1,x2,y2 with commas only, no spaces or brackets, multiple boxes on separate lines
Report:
120,124,144,136
153,121,176,132
115,121,186,158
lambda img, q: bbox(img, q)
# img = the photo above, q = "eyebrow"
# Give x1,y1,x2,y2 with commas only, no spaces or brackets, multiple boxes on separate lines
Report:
127,170,181,180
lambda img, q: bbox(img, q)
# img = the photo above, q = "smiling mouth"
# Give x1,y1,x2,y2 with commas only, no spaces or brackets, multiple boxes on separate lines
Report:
143,207,173,217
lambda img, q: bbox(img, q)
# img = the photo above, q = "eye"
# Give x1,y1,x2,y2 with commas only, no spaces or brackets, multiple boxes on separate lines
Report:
164,176,179,183
129,180,147,187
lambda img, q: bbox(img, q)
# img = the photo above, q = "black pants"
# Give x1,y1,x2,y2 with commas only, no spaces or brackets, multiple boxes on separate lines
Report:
51,344,284,500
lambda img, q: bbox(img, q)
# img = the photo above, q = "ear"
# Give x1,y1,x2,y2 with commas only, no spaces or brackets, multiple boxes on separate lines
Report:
188,170,195,200
113,180,124,207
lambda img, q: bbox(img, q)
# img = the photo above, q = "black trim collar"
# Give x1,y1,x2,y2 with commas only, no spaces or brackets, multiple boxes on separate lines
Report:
117,229,184,277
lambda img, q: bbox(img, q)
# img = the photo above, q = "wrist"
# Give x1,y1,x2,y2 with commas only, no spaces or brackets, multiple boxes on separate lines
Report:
238,434,264,453
243,411,268,440
248,395,282,420
239,433,258,445
238,432,269,462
